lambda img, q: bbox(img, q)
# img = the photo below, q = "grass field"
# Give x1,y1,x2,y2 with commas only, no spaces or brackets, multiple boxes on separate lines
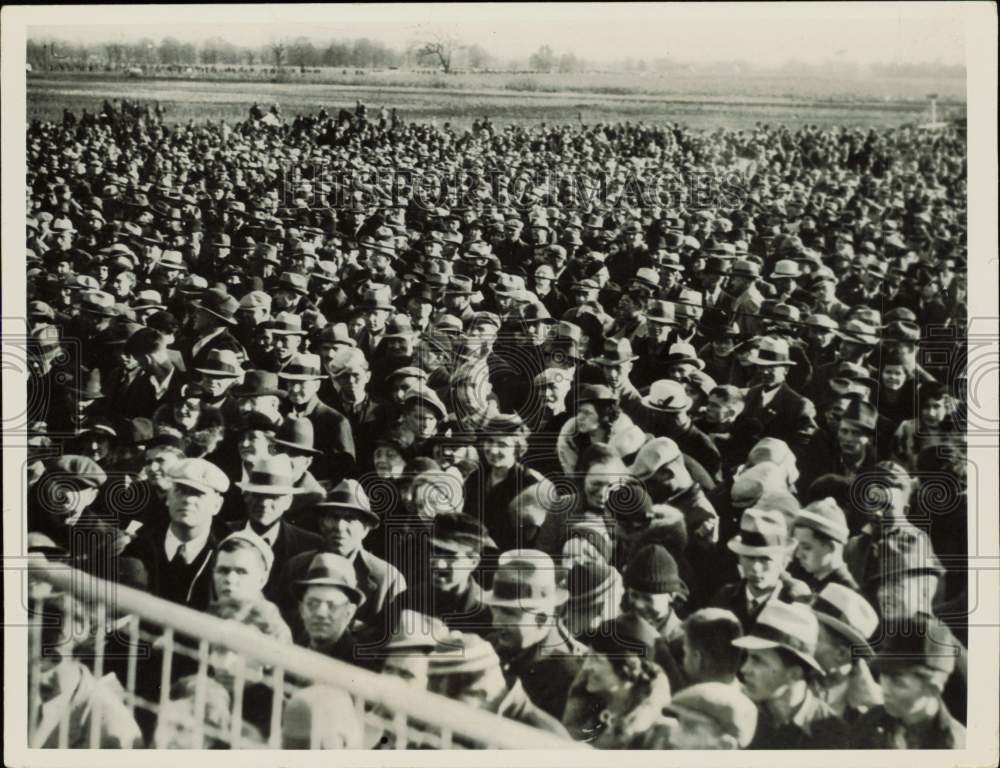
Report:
26,70,966,130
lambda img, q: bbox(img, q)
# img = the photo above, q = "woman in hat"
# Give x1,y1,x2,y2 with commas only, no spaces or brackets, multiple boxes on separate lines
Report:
556,384,646,475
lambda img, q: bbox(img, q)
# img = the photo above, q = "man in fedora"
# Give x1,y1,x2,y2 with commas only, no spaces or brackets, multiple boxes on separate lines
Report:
810,583,883,722
292,552,368,665
279,352,355,482
737,336,817,452
278,479,404,642
852,614,965,748
120,458,230,610
119,327,188,418
228,454,322,602
638,378,723,482
486,549,589,720
709,508,810,632
181,287,245,370
734,601,849,748
192,348,245,412
357,284,395,357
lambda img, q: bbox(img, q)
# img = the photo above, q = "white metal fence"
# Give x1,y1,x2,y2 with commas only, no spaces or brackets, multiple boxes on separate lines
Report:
27,561,584,750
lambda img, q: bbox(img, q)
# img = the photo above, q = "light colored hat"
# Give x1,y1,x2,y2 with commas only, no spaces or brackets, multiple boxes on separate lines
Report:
727,507,792,556
168,458,230,495
664,683,759,749
279,353,324,381
771,259,802,279
484,549,569,610
641,379,693,413
732,602,823,672
218,529,275,575
745,336,797,367
628,436,682,480
237,455,301,496
812,583,879,656
794,498,850,544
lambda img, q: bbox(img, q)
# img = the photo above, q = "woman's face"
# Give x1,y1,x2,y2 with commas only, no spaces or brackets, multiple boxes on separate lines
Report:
373,446,406,479
583,464,621,510
482,436,518,472
576,402,601,433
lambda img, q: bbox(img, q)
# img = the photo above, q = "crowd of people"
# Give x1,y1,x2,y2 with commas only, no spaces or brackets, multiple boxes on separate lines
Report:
24,98,969,750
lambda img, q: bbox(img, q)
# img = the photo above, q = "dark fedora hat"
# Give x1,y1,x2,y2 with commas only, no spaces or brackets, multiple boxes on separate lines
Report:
231,370,285,399
190,288,239,325
312,478,380,528
269,416,322,456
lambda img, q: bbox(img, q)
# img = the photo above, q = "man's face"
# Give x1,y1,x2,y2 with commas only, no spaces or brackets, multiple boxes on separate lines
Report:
373,446,406,479
244,491,292,528
740,648,798,702
738,553,785,594
877,575,938,621
238,429,274,463
792,527,834,575
286,378,320,406
237,307,269,329
490,605,549,654
213,548,268,605
273,290,298,312
111,274,133,298
405,407,439,439
541,378,571,408
383,654,430,690
703,395,734,427
273,333,301,360
921,396,948,427
880,669,936,720
814,623,849,674
836,420,870,455
807,326,836,348
624,587,673,626
299,585,356,646
200,374,238,400
366,309,389,333
335,367,370,404
431,544,479,592
317,512,369,557
167,484,221,532
600,361,631,391
752,363,787,389
384,336,413,357
144,447,181,492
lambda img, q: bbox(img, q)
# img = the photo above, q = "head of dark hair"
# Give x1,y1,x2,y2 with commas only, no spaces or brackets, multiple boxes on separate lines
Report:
684,611,743,678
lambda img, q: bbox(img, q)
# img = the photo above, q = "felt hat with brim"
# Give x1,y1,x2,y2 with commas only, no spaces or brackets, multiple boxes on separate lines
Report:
812,583,878,657
267,312,307,336
576,383,617,406
645,300,679,326
484,549,569,610
727,507,792,556
237,455,302,496
872,614,958,675
191,289,239,325
81,290,119,317
428,632,501,676
430,511,496,553
840,398,878,433
384,315,418,338
381,610,451,652
402,385,448,421
591,338,638,365
313,478,379,527
279,353,324,381
70,368,105,400
193,349,243,378
269,416,322,456
277,271,310,295
293,552,365,606
231,370,285,398
640,379,692,413
838,319,880,346
663,342,705,370
731,601,824,673
745,337,797,367
132,289,165,311
868,527,944,583
361,285,395,311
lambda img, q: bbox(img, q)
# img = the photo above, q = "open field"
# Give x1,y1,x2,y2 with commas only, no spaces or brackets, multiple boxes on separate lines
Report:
27,71,965,130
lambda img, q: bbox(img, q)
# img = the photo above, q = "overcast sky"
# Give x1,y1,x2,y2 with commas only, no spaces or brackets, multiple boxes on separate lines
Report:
30,3,966,66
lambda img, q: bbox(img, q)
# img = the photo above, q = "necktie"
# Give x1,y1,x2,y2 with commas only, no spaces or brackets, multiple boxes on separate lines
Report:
171,542,187,566
249,520,277,544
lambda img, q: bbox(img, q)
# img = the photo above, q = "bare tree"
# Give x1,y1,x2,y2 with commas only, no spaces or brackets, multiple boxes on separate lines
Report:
411,31,464,74
272,42,286,69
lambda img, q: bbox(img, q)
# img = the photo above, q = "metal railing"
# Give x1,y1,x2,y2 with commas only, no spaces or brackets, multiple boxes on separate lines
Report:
27,561,584,750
